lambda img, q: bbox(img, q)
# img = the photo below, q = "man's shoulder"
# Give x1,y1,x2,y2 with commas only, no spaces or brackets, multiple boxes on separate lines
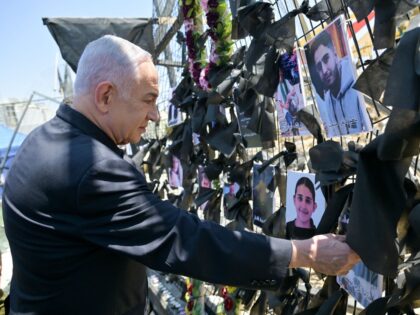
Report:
338,56,356,83
338,56,357,94
17,115,123,178
339,55,353,68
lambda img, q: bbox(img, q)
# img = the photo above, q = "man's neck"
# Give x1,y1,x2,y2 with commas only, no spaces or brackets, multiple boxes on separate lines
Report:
330,65,342,98
71,97,115,143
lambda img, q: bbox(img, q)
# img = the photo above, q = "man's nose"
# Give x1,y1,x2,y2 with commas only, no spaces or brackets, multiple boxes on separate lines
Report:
321,63,328,74
147,109,160,122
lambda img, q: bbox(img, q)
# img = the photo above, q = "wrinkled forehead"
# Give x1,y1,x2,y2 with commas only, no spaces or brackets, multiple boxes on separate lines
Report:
131,61,159,93
134,60,157,78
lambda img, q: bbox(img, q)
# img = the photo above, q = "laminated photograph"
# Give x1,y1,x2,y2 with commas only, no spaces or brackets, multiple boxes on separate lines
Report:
304,15,372,138
274,49,310,137
285,171,325,240
167,102,183,127
223,181,241,216
197,165,212,210
337,262,383,308
168,155,183,188
252,163,276,227
235,105,262,148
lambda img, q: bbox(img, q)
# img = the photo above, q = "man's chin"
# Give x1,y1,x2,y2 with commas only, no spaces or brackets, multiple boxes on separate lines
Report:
325,80,335,89
131,135,142,144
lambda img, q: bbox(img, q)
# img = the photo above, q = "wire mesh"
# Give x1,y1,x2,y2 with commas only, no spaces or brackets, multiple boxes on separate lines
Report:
147,1,420,314
143,0,184,140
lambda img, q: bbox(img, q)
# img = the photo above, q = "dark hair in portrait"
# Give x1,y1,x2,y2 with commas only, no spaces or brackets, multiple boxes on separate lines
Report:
310,30,334,61
306,18,345,100
307,30,335,100
294,176,315,200
286,176,317,240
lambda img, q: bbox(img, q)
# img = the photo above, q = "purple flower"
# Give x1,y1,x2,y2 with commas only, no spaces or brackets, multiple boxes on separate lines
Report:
208,30,217,40
210,52,220,64
206,12,219,28
201,0,209,12
189,62,201,84
182,4,191,17
188,50,196,59
208,0,219,8
184,19,194,32
185,31,194,44
199,74,209,90
199,66,212,90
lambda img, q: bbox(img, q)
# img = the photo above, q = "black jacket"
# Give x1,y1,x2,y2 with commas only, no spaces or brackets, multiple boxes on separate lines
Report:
3,104,292,315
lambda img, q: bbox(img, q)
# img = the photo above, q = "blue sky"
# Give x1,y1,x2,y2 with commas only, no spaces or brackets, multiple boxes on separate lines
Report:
0,1,153,101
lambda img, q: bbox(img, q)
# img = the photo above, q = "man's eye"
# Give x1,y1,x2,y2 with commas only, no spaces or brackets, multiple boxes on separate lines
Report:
323,54,329,64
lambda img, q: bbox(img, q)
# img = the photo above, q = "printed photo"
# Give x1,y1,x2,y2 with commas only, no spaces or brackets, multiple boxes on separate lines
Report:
252,163,276,227
192,132,200,146
197,165,212,210
168,155,183,188
304,15,372,137
167,102,183,127
285,171,325,240
275,49,309,137
337,262,383,308
223,181,240,212
235,105,262,148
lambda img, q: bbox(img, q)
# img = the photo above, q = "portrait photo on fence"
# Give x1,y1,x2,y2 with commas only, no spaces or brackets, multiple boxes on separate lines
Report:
223,181,240,212
168,154,183,188
304,15,372,138
197,165,212,210
337,262,383,308
252,163,276,227
275,48,309,137
167,101,183,127
285,171,325,240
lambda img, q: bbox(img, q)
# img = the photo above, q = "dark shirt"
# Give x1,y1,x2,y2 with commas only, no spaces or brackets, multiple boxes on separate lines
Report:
3,103,292,315
285,219,316,240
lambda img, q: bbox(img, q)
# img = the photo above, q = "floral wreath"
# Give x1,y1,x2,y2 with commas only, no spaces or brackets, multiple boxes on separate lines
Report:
180,0,233,90
184,277,204,315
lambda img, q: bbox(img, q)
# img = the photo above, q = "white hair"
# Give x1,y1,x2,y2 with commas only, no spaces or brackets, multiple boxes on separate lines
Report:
73,35,152,98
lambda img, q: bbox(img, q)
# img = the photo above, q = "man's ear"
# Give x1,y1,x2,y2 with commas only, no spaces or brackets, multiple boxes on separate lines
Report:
313,202,317,211
94,81,114,113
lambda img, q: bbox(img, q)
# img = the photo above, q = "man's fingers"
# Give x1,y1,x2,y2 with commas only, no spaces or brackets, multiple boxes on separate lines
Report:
349,251,361,262
336,269,350,276
308,233,362,276
328,233,346,242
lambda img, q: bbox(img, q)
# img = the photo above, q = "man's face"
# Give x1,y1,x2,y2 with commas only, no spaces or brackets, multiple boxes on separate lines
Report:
109,61,159,144
293,184,317,227
313,44,339,90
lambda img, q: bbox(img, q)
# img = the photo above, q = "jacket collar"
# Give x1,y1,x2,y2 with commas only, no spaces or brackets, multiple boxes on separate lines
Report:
56,103,125,157
336,57,355,98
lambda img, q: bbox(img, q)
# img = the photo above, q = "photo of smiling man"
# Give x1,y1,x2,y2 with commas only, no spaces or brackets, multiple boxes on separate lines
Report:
286,171,325,240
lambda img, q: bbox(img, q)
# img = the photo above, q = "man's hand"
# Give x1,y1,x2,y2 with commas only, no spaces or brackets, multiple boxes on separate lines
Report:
289,234,360,275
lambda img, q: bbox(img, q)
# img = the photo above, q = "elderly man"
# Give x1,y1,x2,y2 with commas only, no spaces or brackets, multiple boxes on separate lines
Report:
3,35,359,315
310,29,370,137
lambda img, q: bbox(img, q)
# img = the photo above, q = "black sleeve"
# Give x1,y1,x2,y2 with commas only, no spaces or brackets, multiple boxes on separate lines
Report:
76,158,292,289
